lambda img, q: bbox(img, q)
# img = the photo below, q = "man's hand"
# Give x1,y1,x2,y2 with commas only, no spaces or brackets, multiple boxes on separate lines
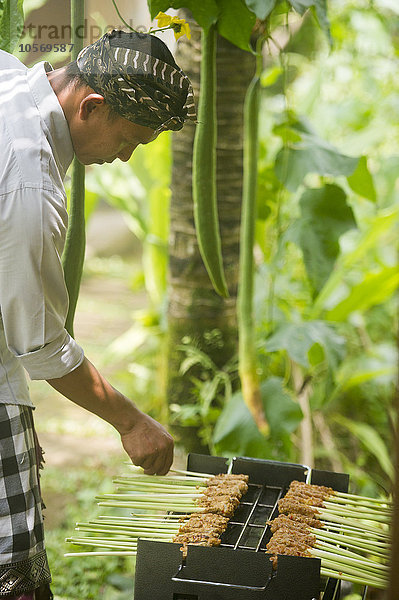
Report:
120,411,174,475
47,357,174,475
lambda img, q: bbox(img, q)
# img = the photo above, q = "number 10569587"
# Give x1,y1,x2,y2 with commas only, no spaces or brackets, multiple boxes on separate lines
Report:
19,43,74,52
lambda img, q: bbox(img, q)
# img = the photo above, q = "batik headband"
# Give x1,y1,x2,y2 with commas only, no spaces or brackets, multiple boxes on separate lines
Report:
76,30,196,130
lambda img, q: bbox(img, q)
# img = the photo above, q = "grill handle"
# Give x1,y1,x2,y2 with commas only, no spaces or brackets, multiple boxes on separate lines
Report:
172,563,273,592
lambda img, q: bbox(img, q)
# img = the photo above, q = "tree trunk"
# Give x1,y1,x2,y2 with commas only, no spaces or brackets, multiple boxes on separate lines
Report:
167,15,256,452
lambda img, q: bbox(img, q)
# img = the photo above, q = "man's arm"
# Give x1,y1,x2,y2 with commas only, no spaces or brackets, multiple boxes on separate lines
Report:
47,356,174,475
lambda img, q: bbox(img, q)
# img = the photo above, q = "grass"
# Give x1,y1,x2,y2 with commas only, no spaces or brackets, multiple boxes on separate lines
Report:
42,459,136,600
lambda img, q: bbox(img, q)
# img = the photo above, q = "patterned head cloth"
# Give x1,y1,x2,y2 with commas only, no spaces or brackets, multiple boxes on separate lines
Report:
76,29,196,133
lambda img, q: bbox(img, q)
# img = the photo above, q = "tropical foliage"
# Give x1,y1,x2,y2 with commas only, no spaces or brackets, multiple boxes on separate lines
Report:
213,0,398,497
152,0,397,496
2,0,397,497
71,0,398,497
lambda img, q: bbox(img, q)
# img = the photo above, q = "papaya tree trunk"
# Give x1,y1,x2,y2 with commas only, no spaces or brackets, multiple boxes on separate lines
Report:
167,16,256,452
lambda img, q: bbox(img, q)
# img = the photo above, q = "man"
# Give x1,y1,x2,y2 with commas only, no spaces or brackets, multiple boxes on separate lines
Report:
0,29,195,599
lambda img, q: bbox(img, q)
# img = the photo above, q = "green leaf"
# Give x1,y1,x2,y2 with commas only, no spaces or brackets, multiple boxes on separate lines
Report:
213,377,302,456
148,0,219,31
266,321,345,369
260,64,283,87
347,155,377,202
199,376,221,412
310,206,399,317
273,123,302,143
275,132,359,192
0,0,24,52
216,0,256,52
293,185,357,295
178,345,217,373
337,348,397,390
326,267,399,321
333,415,394,482
245,0,276,20
288,0,331,41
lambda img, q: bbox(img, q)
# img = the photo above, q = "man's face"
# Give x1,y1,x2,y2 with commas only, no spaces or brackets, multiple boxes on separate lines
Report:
69,95,155,165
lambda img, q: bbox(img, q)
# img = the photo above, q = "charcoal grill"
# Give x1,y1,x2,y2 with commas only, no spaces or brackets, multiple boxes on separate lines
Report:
134,454,368,600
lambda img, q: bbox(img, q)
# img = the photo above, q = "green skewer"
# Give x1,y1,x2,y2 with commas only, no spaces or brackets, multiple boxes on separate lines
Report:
97,493,202,501
170,468,214,478
321,567,387,590
320,521,390,540
316,509,390,532
320,557,388,588
312,547,388,575
117,474,205,485
328,495,392,512
316,504,390,524
313,528,390,558
336,491,393,506
97,501,203,512
65,551,137,557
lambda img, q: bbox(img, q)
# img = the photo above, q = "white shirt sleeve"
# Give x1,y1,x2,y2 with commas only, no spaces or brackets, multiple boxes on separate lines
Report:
0,185,84,380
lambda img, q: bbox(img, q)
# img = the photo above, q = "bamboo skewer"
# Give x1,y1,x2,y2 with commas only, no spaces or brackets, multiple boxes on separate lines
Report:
313,528,390,558
319,521,390,540
320,567,387,590
336,491,393,506
315,510,390,534
66,470,248,558
97,501,205,512
65,551,137,557
170,468,215,478
320,503,391,523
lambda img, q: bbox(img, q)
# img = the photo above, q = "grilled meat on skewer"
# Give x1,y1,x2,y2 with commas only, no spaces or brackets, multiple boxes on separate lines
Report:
178,513,229,535
173,473,247,554
268,513,322,533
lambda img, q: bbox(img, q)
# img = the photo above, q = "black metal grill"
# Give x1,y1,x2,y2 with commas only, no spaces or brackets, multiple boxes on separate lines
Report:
133,454,368,600
219,482,283,552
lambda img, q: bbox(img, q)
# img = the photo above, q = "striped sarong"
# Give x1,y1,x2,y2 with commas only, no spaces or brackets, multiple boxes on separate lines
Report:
0,405,51,597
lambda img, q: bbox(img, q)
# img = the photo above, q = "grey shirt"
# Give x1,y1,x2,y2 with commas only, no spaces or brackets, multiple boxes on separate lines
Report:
0,50,84,406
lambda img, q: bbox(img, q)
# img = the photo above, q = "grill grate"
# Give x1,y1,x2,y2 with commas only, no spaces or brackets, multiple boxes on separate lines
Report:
220,483,283,552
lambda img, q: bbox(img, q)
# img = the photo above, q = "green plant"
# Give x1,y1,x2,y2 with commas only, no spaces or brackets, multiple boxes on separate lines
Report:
62,0,86,337
169,332,238,450
211,1,398,497
192,23,228,297
0,0,24,52
238,42,269,434
41,459,135,599
85,132,171,307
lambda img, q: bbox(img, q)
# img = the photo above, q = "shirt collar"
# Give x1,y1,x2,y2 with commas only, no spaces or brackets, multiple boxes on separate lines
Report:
26,61,74,180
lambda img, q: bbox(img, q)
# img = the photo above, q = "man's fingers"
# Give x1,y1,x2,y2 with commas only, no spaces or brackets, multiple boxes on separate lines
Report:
121,413,174,475
145,448,173,476
141,445,174,476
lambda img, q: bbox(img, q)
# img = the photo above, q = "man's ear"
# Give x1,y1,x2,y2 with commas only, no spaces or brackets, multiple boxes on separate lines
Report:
79,93,106,120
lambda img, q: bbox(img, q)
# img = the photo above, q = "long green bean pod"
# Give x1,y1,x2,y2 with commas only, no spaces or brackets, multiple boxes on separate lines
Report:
238,45,269,435
192,24,229,298
62,0,86,337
